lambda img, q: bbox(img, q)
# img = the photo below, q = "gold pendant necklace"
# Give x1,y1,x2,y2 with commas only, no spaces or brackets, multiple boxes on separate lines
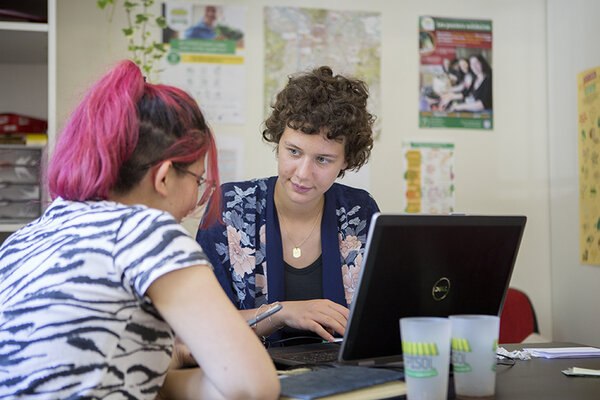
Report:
278,202,322,259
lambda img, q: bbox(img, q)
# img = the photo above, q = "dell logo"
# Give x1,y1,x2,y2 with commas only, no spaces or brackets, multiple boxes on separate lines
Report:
432,277,451,301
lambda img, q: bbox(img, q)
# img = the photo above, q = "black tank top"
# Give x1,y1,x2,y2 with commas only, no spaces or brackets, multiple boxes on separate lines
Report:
280,255,323,344
284,255,323,301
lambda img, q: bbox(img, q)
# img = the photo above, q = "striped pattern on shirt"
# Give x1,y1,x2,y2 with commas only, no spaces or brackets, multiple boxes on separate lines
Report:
0,198,210,399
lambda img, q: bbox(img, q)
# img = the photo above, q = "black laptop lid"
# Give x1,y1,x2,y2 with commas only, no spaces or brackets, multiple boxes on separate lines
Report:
339,213,526,363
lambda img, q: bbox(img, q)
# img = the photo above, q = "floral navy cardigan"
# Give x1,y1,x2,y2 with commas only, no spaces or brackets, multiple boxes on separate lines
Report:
196,176,380,312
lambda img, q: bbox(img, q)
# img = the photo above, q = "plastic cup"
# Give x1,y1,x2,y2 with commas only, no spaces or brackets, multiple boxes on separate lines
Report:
400,317,451,400
449,315,500,398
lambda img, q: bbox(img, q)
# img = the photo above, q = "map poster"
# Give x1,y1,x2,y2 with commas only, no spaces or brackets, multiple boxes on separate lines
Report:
403,141,455,214
264,6,381,133
577,67,600,265
418,16,493,130
161,3,246,124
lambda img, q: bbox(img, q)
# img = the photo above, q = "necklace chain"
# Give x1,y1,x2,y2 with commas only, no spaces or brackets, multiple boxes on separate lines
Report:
278,204,322,259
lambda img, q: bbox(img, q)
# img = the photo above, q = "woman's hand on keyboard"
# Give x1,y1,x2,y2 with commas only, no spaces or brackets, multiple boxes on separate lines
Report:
276,299,349,342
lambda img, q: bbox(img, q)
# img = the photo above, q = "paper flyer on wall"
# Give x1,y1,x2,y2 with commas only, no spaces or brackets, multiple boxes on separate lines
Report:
577,67,600,265
264,6,381,133
418,16,493,130
161,3,245,124
403,141,455,214
215,135,244,184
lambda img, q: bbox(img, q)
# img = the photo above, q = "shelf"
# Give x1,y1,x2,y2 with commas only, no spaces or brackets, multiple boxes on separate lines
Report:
0,1,54,231
0,222,26,232
0,21,48,32
0,23,48,64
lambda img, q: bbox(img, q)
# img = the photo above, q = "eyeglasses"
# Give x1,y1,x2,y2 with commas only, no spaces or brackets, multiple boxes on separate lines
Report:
173,164,206,187
172,164,214,207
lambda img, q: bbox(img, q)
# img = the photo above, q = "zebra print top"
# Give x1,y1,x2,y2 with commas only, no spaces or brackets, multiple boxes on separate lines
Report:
0,198,211,399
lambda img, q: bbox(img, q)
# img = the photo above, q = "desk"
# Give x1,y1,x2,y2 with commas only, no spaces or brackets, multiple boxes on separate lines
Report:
494,342,600,400
278,342,600,399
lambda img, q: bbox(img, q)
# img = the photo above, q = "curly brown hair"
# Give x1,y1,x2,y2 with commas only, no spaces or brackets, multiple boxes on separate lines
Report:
263,66,375,177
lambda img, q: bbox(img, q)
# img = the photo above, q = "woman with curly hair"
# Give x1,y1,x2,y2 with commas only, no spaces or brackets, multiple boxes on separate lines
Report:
196,66,379,346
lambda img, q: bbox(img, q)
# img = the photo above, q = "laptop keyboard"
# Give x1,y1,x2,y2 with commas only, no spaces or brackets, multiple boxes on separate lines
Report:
282,349,340,364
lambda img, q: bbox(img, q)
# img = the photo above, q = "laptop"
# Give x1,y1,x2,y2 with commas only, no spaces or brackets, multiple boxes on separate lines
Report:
268,213,527,367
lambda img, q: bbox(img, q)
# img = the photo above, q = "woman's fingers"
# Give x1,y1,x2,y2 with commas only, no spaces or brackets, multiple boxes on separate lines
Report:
280,299,350,339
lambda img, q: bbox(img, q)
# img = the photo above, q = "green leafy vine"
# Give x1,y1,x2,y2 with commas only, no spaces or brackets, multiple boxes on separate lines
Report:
97,0,167,80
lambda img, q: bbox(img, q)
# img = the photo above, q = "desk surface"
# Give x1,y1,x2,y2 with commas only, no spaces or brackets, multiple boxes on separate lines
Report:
493,342,600,400
278,342,600,399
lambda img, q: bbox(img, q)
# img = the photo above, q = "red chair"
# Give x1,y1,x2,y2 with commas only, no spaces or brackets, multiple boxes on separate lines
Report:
499,288,539,344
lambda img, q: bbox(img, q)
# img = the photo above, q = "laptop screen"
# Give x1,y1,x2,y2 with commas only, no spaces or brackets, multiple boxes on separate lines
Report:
339,213,526,363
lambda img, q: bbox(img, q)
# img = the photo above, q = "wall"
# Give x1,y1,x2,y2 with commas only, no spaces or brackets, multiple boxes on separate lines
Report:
56,1,129,126
56,0,553,338
547,0,600,347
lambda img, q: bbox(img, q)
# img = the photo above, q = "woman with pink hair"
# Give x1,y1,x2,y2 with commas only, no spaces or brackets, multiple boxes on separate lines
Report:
0,60,279,399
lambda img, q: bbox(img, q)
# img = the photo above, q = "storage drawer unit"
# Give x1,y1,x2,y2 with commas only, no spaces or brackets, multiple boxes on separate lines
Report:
0,145,44,222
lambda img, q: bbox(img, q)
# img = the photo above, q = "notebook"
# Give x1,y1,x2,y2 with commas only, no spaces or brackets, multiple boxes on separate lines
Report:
269,213,527,367
279,365,404,400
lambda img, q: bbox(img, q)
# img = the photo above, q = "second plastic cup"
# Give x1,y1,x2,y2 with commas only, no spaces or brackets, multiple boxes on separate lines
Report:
450,314,500,398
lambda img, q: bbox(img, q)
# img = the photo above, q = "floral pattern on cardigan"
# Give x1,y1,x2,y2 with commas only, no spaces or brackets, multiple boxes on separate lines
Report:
197,176,380,310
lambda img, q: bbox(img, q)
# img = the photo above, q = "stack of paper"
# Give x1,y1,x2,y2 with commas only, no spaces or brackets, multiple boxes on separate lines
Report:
523,347,600,358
